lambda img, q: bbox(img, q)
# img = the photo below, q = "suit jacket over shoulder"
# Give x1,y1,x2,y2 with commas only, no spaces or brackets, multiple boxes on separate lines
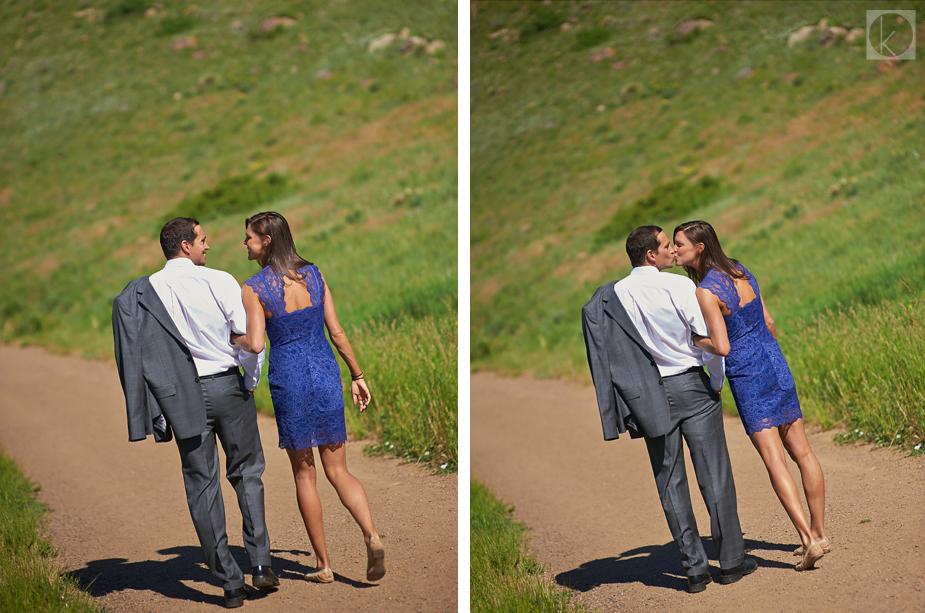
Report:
581,282,672,441
112,276,208,442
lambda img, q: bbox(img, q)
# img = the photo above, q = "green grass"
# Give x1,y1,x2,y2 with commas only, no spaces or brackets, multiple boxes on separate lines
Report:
0,448,104,613
0,0,457,463
471,0,925,449
784,294,925,450
344,304,458,470
471,479,591,613
157,171,291,229
594,174,723,249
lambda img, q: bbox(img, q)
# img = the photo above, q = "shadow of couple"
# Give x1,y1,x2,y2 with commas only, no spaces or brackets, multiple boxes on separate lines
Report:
66,545,373,607
555,538,796,593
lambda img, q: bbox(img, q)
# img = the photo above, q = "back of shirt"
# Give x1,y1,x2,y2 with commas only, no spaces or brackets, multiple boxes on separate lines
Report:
614,266,724,389
149,258,263,389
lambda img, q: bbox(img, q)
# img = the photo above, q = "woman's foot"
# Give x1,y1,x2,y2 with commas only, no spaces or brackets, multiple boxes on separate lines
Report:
366,535,386,581
795,541,824,571
304,567,334,583
793,537,830,556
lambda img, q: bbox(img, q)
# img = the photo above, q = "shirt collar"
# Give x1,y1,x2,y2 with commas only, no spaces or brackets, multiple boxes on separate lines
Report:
630,265,661,276
163,258,195,270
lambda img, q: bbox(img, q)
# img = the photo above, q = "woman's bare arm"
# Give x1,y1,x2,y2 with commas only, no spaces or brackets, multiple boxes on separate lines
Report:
761,296,778,340
321,274,371,412
694,287,731,357
232,284,267,354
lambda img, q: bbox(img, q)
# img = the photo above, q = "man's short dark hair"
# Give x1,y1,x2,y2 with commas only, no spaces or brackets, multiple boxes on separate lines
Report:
160,217,200,258
626,225,663,267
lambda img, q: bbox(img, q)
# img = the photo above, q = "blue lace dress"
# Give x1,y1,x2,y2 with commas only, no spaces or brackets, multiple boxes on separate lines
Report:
245,264,347,450
699,266,802,435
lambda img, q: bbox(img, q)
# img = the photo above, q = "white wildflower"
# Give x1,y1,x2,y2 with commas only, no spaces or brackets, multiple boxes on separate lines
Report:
440,463,448,470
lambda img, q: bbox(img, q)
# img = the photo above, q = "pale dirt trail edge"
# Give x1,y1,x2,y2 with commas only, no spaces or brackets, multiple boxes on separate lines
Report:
0,345,457,612
472,372,925,613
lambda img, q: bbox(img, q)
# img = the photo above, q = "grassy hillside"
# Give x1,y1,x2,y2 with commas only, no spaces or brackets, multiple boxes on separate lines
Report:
471,0,925,383
0,0,457,462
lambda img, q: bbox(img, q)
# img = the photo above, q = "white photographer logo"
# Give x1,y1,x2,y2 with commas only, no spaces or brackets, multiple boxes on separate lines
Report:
867,10,916,60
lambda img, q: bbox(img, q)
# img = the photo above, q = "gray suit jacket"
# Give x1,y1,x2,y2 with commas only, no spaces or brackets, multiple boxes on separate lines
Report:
112,276,208,442
581,282,672,441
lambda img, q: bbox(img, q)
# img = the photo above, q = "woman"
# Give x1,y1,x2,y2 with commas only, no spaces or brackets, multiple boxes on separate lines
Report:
232,211,385,584
673,220,828,572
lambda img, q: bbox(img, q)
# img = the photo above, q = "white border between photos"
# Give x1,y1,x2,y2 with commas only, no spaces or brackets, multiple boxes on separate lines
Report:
457,0,471,610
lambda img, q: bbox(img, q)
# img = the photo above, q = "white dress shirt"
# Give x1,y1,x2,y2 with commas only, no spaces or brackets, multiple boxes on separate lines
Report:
614,266,725,391
149,258,264,391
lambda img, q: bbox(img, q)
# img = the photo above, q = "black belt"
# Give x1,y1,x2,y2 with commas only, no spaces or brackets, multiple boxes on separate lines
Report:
664,365,703,378
199,367,239,381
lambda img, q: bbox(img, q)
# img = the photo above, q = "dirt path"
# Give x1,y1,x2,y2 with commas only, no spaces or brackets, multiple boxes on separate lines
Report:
471,372,925,613
0,345,457,612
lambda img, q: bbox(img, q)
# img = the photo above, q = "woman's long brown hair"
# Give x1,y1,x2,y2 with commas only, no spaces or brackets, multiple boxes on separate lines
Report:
673,220,744,285
245,211,312,283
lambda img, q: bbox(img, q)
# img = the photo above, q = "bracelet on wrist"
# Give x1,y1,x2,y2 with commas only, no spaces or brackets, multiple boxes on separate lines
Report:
351,372,364,381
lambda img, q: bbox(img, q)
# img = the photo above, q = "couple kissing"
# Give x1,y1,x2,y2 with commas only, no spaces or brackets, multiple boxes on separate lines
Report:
582,221,828,593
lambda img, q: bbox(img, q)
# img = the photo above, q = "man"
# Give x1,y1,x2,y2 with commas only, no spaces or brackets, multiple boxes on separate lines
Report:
112,217,279,608
581,225,756,593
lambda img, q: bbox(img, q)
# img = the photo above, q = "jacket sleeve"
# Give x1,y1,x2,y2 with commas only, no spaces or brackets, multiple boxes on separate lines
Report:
582,294,626,441
112,288,152,442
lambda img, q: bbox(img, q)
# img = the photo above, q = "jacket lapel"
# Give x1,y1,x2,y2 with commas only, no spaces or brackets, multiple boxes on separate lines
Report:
136,278,190,351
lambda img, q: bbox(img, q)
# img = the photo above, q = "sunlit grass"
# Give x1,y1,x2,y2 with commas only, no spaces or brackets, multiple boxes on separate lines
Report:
785,294,925,450
471,479,591,613
0,449,105,613
345,305,458,470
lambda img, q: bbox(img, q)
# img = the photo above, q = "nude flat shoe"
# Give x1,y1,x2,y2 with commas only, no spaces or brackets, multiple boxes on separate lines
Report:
795,541,824,571
304,567,334,583
366,535,386,582
793,538,830,556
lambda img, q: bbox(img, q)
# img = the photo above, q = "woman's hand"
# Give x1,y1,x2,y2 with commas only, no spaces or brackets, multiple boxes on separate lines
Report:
352,378,371,413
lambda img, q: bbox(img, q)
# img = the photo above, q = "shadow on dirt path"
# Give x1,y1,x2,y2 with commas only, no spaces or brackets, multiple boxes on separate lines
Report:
0,345,457,612
472,372,924,613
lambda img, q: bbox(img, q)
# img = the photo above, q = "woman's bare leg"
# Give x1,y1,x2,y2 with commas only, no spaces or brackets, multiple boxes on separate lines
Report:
286,447,331,570
318,442,385,580
779,419,827,543
748,426,814,550
317,442,377,540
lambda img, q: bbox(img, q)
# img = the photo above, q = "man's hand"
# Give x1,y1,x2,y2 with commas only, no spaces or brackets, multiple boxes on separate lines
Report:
230,333,252,352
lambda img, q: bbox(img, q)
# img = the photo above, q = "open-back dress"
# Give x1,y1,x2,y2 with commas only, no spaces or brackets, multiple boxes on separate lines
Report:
245,263,347,450
699,265,803,435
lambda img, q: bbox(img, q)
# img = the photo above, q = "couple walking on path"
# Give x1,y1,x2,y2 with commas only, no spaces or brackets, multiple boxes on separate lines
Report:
582,221,828,593
111,212,385,608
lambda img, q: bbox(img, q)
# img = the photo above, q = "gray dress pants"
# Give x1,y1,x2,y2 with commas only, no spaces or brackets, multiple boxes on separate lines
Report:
175,370,271,590
643,368,745,576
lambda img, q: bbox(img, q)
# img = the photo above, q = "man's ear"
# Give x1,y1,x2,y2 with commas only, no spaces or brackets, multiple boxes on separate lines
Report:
179,239,192,255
